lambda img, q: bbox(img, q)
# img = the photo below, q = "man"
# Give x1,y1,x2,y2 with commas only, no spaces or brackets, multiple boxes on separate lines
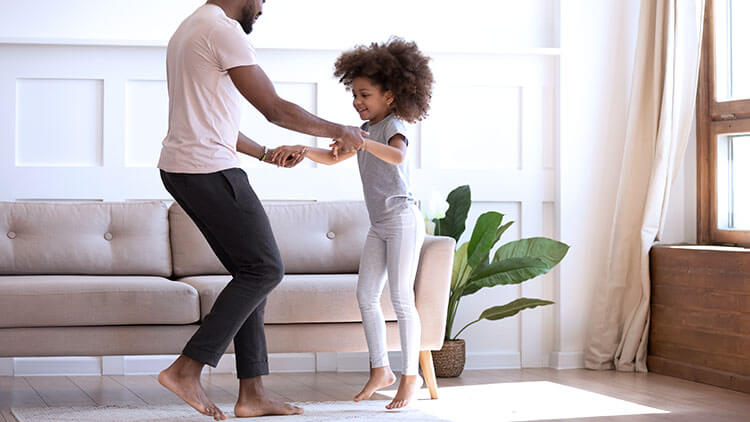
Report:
156,0,365,419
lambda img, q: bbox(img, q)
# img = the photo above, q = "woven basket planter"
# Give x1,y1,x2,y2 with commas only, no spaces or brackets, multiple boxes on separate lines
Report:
431,339,465,377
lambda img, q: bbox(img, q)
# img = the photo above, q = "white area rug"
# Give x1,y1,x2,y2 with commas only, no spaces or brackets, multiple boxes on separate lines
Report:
11,401,447,422
11,381,668,421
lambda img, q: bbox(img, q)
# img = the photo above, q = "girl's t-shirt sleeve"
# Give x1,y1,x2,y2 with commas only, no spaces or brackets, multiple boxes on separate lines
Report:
384,119,409,146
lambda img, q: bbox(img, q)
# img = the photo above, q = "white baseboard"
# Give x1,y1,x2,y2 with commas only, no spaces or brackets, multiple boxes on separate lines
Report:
335,351,521,372
117,353,319,375
210,354,236,374
5,351,540,376
123,355,180,375
0,358,14,376
334,352,371,372
314,352,338,372
464,352,521,370
14,357,102,376
269,353,316,373
101,356,125,375
549,351,585,369
334,352,406,372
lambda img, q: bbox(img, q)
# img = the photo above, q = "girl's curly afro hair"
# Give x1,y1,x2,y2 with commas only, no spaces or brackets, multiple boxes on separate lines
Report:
334,37,433,124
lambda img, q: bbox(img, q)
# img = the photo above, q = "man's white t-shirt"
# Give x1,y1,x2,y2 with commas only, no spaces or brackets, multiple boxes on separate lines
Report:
158,4,256,174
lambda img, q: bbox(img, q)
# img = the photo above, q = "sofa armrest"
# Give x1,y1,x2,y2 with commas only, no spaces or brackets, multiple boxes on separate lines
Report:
414,235,456,350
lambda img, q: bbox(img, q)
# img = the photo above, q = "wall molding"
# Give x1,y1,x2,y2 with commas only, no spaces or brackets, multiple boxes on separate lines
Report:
549,351,585,370
0,38,562,57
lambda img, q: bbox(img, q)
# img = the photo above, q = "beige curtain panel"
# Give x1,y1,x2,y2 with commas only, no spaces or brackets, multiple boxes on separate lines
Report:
584,0,706,372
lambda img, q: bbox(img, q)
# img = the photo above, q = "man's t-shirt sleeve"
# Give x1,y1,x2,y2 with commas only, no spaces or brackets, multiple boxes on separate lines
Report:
209,23,257,71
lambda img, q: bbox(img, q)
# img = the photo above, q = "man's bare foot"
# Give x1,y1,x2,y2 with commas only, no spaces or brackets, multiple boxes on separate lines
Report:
234,398,303,417
235,376,303,418
385,374,423,409
353,366,396,402
157,355,226,421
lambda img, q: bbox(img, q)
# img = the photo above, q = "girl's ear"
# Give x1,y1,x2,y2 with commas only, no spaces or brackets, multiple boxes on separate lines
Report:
385,90,395,106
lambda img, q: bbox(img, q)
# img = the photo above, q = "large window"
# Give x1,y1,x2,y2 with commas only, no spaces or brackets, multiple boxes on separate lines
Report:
697,0,750,246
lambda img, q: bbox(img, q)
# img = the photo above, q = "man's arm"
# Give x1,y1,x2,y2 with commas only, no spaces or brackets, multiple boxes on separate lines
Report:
228,65,365,152
236,131,304,167
236,131,266,160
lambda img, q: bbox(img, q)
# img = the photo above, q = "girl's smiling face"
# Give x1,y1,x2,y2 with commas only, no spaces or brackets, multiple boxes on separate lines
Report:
351,77,394,124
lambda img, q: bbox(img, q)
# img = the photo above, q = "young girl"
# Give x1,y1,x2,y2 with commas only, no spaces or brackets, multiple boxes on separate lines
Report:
283,38,433,409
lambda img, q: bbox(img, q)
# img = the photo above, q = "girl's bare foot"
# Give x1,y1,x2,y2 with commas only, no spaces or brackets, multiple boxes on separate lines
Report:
235,376,303,418
353,366,396,402
157,355,226,421
386,374,423,409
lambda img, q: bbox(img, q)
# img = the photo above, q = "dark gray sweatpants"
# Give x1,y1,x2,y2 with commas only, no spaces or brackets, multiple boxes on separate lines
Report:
160,167,283,379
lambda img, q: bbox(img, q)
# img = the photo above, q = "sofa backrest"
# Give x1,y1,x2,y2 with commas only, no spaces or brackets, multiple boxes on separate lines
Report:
0,201,171,276
169,201,370,277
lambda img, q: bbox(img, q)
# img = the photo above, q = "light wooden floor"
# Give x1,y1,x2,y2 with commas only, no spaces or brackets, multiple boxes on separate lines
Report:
1,369,748,421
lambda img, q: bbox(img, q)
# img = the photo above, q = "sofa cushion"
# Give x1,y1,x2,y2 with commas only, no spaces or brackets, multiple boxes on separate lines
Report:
0,201,171,276
179,274,397,324
169,201,370,277
0,276,200,327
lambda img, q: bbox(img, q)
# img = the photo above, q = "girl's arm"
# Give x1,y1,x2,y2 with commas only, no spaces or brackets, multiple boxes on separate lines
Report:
362,134,407,165
305,146,357,166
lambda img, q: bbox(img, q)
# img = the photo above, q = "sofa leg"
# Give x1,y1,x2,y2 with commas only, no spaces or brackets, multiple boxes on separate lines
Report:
419,350,439,399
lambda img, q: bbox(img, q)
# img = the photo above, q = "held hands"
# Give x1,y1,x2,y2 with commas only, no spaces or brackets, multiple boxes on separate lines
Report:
264,128,368,167
267,145,309,168
330,128,369,159
333,127,368,154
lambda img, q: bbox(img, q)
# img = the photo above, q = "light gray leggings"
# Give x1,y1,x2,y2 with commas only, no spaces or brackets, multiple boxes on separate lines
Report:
357,204,425,375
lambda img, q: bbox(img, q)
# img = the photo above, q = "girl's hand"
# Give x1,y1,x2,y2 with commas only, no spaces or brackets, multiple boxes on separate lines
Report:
270,145,309,168
329,141,341,160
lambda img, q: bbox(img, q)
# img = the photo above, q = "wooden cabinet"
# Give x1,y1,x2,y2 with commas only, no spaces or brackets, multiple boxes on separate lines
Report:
649,245,750,394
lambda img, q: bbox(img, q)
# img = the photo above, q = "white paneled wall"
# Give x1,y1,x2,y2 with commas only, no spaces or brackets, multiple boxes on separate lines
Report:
0,0,559,52
125,80,168,167
16,78,104,167
425,85,522,170
0,0,561,375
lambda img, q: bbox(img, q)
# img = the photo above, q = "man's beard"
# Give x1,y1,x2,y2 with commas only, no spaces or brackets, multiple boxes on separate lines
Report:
240,5,256,34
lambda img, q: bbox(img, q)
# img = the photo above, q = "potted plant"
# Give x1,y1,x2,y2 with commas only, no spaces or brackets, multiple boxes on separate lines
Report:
426,185,569,377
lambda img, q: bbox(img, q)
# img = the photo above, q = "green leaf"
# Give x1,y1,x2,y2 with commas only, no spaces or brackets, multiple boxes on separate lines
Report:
450,242,471,290
494,237,569,268
494,221,514,245
452,297,555,339
433,185,471,241
477,298,555,321
461,257,549,296
467,212,504,268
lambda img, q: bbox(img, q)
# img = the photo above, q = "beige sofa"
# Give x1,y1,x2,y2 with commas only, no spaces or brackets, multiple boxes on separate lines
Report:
0,200,454,398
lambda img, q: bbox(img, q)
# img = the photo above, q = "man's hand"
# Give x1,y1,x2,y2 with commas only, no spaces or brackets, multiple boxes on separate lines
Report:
268,145,308,168
335,126,368,154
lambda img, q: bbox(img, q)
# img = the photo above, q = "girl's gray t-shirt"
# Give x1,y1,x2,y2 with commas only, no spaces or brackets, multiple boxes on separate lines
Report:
358,114,414,224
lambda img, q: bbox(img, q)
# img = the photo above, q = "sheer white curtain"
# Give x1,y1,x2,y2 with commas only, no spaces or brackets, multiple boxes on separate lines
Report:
584,0,705,372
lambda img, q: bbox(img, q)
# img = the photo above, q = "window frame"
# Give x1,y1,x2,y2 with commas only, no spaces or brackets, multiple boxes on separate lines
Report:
697,0,750,247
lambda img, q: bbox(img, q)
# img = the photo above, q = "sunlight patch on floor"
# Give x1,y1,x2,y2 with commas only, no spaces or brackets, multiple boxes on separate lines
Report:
380,381,669,422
